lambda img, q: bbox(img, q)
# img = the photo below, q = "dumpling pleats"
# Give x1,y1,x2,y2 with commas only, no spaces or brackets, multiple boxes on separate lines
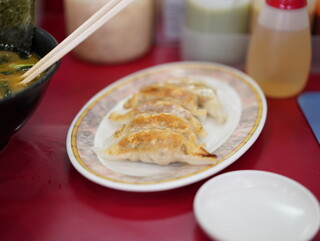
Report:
124,84,207,118
110,101,207,138
164,78,226,123
113,113,199,144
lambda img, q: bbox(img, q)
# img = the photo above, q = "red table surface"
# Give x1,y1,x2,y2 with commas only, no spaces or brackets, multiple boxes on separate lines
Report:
1,7,320,241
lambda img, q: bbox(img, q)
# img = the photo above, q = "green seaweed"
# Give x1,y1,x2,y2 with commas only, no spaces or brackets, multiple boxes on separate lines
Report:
0,80,12,98
0,0,36,53
0,63,33,75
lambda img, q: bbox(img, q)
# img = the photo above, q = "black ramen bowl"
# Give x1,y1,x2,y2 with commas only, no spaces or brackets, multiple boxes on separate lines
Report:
0,27,60,150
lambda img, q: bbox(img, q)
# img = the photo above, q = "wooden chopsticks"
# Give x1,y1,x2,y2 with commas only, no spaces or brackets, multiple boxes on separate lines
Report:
20,0,134,85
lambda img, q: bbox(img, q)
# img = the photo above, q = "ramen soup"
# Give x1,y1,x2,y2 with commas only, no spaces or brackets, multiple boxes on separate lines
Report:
0,50,40,99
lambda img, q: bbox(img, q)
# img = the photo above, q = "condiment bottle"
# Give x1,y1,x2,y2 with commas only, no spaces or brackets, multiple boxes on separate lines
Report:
250,0,317,32
181,0,251,64
64,0,154,64
186,0,251,34
246,0,311,98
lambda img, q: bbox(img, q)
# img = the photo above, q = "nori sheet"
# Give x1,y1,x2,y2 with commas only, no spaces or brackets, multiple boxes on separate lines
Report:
0,0,36,54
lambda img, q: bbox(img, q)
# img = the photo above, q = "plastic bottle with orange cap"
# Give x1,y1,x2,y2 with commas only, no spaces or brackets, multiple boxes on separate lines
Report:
246,0,311,98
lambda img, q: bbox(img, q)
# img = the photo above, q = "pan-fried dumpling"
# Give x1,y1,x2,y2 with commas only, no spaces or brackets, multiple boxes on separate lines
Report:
164,78,226,123
97,129,217,166
124,84,207,118
96,78,225,166
113,113,199,144
110,100,207,137
109,100,207,137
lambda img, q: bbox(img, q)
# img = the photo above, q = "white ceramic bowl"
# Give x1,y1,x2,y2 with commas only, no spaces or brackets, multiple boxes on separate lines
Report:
194,170,320,241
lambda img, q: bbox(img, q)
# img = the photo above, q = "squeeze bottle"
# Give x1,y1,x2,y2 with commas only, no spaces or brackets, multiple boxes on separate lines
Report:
246,0,311,98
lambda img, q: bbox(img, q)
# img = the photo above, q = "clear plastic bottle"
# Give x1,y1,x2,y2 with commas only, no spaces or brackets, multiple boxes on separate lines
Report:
250,0,317,32
246,0,311,98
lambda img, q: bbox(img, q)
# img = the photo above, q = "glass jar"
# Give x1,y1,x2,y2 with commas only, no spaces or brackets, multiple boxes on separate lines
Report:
64,0,154,64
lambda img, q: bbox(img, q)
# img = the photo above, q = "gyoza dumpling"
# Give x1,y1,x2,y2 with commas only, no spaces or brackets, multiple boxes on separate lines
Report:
164,78,226,123
113,113,199,144
109,100,207,137
124,84,207,118
97,129,217,166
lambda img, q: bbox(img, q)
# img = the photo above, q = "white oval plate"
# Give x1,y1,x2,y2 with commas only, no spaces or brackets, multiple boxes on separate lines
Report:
194,170,320,241
66,61,267,192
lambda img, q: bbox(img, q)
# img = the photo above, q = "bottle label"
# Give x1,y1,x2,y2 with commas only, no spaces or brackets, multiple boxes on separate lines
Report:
259,5,309,31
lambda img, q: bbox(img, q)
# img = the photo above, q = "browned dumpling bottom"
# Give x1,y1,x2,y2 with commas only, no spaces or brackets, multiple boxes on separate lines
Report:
97,129,217,166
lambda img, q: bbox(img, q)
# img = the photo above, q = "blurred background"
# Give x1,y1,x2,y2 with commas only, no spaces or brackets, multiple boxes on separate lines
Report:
37,0,319,71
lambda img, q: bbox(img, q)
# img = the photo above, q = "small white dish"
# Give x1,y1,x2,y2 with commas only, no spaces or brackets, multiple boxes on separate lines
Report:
194,170,320,241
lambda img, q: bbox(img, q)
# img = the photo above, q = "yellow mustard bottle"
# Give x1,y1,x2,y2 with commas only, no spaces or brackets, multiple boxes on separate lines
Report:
246,0,311,98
